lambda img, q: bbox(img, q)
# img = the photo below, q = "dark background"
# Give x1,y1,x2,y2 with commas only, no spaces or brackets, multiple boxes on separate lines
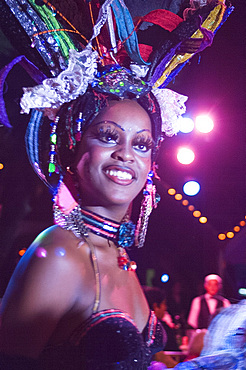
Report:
0,1,245,318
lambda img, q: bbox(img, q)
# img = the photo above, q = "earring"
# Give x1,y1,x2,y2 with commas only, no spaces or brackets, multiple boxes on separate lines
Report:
135,170,161,248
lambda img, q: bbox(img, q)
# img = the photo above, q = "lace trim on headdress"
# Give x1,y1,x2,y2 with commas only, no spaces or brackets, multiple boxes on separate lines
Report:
20,49,187,136
152,88,188,137
20,47,98,119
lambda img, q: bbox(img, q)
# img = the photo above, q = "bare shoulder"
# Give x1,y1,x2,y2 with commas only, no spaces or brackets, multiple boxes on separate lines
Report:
3,225,92,306
0,226,93,357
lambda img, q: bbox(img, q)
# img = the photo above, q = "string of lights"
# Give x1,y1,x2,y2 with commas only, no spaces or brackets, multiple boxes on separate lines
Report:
167,186,246,240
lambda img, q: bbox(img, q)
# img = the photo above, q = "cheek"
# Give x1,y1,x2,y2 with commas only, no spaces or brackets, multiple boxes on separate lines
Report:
139,157,152,182
76,152,91,182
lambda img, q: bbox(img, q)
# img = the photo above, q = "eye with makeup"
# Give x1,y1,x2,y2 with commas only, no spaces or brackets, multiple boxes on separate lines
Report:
133,134,154,153
93,124,120,144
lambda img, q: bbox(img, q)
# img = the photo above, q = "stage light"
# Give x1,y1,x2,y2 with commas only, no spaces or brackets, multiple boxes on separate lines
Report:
178,117,194,133
199,216,207,224
218,233,226,240
226,231,234,239
18,248,26,256
183,181,200,196
161,274,169,283
177,147,195,165
195,115,214,133
238,288,246,296
168,188,176,195
193,210,201,218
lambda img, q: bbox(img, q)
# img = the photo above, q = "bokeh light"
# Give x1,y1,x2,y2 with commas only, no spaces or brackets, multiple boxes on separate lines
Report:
18,248,26,257
161,274,169,283
193,210,201,218
234,226,240,232
195,115,214,133
0,163,4,170
188,205,195,211
182,200,189,206
183,181,200,196
239,221,246,227
226,231,234,239
178,117,195,133
168,188,176,196
174,193,182,200
177,147,195,165
199,217,207,224
238,288,246,296
218,233,226,240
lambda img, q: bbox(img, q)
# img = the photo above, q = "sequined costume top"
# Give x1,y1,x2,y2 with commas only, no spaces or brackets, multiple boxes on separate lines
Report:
38,238,166,369
39,307,166,369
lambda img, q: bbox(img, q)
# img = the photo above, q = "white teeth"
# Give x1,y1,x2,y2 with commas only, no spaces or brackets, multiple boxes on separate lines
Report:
106,169,133,180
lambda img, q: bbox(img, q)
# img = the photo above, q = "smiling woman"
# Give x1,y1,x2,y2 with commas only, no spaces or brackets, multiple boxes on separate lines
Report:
0,66,171,369
76,100,153,210
0,64,177,369
0,0,232,368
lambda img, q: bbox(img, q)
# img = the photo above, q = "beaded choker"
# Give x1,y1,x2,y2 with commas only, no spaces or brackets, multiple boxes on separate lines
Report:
53,203,137,271
80,207,135,249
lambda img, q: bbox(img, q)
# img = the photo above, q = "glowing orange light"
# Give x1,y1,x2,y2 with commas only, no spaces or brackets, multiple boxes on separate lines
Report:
199,216,207,224
18,248,26,256
234,226,240,232
218,233,226,240
239,221,246,227
193,210,201,218
226,232,234,239
0,163,4,170
182,200,189,206
188,205,195,211
175,193,182,200
168,188,176,196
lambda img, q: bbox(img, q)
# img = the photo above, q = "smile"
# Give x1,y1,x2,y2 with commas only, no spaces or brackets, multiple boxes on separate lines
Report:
104,166,135,185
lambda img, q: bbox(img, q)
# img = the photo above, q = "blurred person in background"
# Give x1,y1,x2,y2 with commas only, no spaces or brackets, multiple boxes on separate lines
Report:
187,274,230,330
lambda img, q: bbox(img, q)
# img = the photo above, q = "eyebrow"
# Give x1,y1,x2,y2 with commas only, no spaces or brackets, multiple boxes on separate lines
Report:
93,120,152,134
93,120,125,131
137,129,151,134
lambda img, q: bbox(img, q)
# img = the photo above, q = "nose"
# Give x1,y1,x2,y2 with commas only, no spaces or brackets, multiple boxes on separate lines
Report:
111,143,134,163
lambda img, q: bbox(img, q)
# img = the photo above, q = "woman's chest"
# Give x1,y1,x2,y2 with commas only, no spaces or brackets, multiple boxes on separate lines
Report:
97,264,149,332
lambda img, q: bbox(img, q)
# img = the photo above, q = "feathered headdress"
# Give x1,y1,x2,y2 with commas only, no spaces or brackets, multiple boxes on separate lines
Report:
0,0,233,129
0,0,233,248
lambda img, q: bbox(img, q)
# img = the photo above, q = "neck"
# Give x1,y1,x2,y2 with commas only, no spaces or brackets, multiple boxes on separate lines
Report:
53,201,137,269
